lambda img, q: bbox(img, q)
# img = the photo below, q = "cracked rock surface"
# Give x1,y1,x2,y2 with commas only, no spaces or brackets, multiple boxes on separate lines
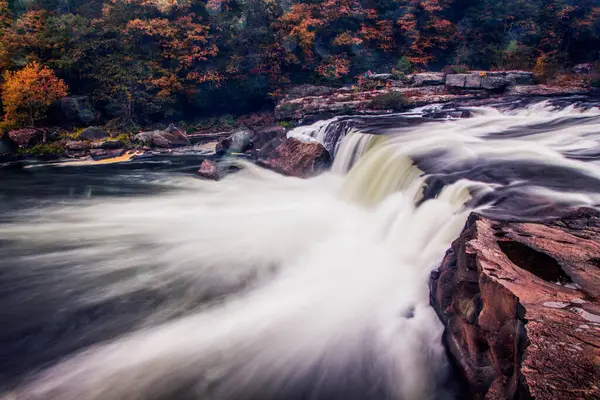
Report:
430,208,600,399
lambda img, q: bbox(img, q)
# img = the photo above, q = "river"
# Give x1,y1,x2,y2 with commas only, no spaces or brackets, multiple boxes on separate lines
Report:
1,97,600,399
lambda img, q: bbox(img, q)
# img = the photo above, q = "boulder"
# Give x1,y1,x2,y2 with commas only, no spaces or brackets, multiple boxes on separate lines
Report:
133,131,153,146
196,159,220,180
79,126,109,141
216,129,253,155
365,73,396,81
7,129,43,147
409,72,446,86
90,149,126,161
481,76,509,90
251,125,286,151
56,96,95,126
430,209,600,400
257,138,331,178
503,71,534,85
135,125,190,148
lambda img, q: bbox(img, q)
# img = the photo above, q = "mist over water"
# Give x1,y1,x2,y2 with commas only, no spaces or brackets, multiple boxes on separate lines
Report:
3,98,600,399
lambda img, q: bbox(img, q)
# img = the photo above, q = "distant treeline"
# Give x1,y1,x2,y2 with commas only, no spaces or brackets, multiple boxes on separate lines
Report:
0,0,599,126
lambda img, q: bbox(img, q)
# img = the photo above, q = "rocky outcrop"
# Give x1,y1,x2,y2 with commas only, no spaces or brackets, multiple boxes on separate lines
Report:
134,124,190,148
407,72,446,86
445,71,534,90
216,129,253,155
79,126,109,141
251,125,286,150
257,138,331,178
196,159,220,180
7,129,44,147
430,209,600,400
275,70,542,122
55,96,96,126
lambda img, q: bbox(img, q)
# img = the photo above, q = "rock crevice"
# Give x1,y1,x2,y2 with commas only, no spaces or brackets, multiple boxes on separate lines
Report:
431,209,600,399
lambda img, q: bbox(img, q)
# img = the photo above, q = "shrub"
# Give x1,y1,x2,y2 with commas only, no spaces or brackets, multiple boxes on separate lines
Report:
1,62,68,127
442,64,469,74
370,92,405,111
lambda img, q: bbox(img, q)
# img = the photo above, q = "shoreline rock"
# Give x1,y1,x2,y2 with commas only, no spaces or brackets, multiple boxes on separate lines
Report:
430,209,600,400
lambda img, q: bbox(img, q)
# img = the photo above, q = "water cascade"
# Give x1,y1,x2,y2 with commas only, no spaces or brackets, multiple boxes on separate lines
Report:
2,99,600,399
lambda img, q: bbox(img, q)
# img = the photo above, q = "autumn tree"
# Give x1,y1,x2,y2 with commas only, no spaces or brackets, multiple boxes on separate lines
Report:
1,62,68,127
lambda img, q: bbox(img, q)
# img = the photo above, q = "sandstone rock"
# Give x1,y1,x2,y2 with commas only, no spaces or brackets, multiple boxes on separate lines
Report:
196,159,220,180
257,138,331,178
409,72,445,86
216,129,253,155
481,76,509,90
7,129,43,147
90,149,125,161
55,96,95,126
465,74,483,88
79,126,109,141
430,209,600,400
446,74,468,88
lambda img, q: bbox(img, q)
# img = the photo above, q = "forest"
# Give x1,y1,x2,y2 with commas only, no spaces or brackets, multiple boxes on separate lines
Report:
0,0,599,129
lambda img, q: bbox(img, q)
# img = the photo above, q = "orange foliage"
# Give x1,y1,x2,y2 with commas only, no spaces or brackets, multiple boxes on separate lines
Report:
1,62,68,126
360,20,394,51
316,55,350,79
333,31,364,46
397,0,456,66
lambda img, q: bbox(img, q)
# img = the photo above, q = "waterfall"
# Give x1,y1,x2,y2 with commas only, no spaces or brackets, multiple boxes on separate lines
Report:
3,98,600,399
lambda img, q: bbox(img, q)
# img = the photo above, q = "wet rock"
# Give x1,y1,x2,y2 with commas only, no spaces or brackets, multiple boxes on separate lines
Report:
90,149,125,161
257,138,331,178
7,129,44,147
216,129,253,155
573,63,593,75
251,125,286,151
79,126,109,141
135,124,190,148
409,72,445,86
430,209,600,400
196,159,220,180
55,96,96,126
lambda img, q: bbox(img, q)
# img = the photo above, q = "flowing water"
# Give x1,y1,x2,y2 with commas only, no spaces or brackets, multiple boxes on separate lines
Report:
2,98,600,399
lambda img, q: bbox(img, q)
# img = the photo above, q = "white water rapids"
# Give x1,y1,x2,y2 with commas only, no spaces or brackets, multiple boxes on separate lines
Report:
2,99,600,399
